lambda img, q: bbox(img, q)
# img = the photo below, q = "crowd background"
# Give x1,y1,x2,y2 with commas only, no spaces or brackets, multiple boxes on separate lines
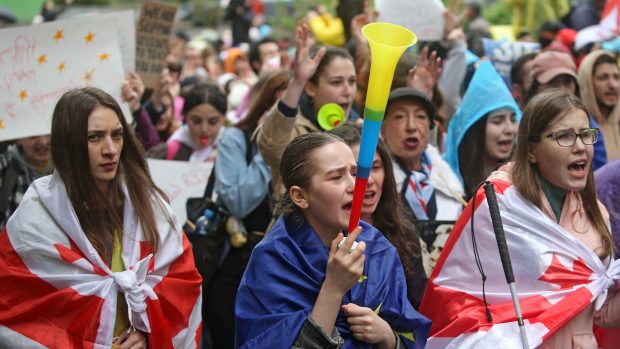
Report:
2,0,620,348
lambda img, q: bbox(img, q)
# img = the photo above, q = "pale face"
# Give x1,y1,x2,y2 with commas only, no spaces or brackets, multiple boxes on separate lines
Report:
382,98,431,170
295,142,357,238
485,109,517,164
350,143,385,224
529,108,593,191
305,57,356,117
87,107,124,192
16,135,51,169
258,42,280,70
185,103,225,148
592,62,620,112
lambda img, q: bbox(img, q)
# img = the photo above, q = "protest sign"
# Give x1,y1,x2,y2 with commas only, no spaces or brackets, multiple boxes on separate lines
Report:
136,1,177,89
483,38,540,87
0,16,128,142
148,159,213,224
375,0,444,41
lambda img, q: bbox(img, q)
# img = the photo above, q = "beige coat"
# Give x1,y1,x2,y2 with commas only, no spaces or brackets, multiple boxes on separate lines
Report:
577,50,620,161
256,105,319,201
490,164,620,348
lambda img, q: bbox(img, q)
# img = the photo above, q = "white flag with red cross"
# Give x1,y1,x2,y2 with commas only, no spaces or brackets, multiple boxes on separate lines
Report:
419,180,620,348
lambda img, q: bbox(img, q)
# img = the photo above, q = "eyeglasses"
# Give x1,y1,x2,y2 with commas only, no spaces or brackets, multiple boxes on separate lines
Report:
528,128,599,147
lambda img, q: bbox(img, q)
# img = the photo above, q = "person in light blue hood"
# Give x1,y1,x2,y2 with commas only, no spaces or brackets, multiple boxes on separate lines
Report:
445,61,522,199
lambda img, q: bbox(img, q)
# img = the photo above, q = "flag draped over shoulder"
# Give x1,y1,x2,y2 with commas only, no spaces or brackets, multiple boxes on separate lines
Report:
0,173,202,349
235,217,431,349
419,179,620,349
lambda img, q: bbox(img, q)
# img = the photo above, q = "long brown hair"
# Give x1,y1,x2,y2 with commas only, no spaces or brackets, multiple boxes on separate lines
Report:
329,122,420,278
512,89,613,258
236,69,291,134
51,87,171,262
458,117,487,199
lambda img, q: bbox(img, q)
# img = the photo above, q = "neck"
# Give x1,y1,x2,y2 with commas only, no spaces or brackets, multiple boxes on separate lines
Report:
540,176,567,223
597,102,613,119
361,213,373,225
404,155,423,172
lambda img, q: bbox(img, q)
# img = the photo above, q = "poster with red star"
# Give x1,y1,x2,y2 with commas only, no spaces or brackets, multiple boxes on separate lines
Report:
0,15,129,142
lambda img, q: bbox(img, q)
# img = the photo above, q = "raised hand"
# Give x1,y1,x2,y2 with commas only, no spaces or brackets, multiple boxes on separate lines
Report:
406,46,442,98
323,226,367,295
292,22,326,84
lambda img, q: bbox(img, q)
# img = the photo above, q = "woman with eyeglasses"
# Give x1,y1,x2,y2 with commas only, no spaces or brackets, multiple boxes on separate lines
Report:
420,89,620,348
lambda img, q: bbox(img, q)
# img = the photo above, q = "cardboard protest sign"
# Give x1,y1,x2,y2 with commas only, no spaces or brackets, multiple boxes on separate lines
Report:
136,1,177,89
375,0,444,41
148,159,213,224
482,38,540,87
0,16,128,142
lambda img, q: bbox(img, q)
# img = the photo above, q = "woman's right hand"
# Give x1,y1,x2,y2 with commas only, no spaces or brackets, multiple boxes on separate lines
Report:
324,226,366,295
292,22,326,84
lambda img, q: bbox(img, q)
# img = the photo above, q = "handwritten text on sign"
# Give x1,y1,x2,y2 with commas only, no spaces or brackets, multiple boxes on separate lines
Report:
148,159,213,224
0,16,127,141
136,2,177,89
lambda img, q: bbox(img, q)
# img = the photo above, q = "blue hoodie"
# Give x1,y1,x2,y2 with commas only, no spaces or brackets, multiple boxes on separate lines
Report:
444,61,522,184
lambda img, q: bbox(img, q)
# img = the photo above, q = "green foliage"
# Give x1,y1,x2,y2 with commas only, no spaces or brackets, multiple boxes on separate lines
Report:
483,0,512,25
190,0,223,28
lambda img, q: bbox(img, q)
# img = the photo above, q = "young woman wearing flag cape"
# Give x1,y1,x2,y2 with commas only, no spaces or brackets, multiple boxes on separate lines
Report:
235,132,430,348
0,87,202,348
420,89,620,348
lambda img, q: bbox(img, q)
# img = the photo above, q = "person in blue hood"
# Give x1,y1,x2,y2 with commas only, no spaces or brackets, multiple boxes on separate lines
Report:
445,61,522,199
235,132,431,349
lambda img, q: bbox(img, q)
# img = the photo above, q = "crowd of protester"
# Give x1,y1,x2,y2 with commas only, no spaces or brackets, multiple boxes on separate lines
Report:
2,0,620,348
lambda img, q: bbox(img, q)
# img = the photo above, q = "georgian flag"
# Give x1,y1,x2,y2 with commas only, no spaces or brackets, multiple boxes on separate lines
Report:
419,179,620,348
0,173,202,348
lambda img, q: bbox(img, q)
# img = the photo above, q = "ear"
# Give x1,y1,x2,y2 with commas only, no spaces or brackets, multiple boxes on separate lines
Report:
304,81,317,98
289,185,309,209
527,144,538,164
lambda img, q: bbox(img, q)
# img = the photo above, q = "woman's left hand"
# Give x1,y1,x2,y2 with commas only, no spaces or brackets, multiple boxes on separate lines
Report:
113,328,147,349
342,303,395,348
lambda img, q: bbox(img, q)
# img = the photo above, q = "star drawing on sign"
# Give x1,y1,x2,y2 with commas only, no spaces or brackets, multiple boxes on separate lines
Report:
82,68,96,83
84,32,95,43
53,29,64,42
19,90,28,102
57,62,66,72
0,118,4,129
99,53,110,61
38,54,47,65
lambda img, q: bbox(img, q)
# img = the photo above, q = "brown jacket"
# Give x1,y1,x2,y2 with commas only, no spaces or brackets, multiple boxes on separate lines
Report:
256,104,319,201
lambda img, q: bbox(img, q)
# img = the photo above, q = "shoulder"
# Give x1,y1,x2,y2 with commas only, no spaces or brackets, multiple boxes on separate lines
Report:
219,127,246,149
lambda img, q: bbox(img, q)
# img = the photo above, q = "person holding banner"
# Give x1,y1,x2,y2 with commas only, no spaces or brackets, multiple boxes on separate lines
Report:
420,89,620,348
235,132,430,349
330,122,428,309
444,61,521,200
0,87,202,348
257,22,358,200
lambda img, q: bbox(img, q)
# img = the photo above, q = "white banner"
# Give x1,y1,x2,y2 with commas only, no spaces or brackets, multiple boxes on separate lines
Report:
0,15,130,141
148,159,213,224
375,0,445,41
